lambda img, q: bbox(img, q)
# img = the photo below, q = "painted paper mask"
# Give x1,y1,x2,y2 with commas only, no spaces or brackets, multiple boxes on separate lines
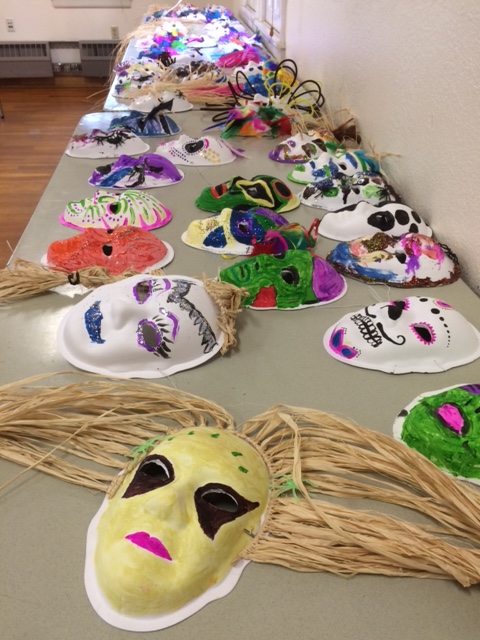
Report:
299,172,399,211
268,132,322,164
326,233,460,287
393,384,480,484
128,90,192,113
219,249,347,309
57,275,225,378
288,148,380,183
181,207,290,254
156,134,246,166
66,128,150,159
46,227,173,275
195,175,300,213
249,219,319,256
109,107,181,137
89,154,184,189
86,426,268,628
319,201,432,241
60,190,172,231
324,296,480,374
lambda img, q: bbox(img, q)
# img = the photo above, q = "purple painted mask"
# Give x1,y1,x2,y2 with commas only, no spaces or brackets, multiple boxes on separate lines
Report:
89,154,184,189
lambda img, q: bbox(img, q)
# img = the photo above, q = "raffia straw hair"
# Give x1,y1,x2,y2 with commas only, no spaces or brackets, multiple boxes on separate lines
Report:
0,259,166,302
2,374,480,587
203,276,247,353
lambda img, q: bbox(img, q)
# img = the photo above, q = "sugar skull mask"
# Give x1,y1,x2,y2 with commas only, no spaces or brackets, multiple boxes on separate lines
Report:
299,172,399,211
57,275,225,378
86,426,268,630
288,148,380,183
182,207,289,255
89,154,184,190
219,249,347,309
109,107,181,137
324,296,480,374
60,190,172,231
326,233,460,287
156,135,246,166
66,128,150,159
393,384,480,484
46,227,173,275
196,175,300,213
319,201,432,241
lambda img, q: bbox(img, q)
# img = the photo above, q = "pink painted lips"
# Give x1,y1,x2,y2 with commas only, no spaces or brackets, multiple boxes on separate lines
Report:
125,531,172,561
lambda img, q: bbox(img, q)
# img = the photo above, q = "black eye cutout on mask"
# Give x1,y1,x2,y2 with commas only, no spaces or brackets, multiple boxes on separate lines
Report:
387,300,407,320
123,454,174,498
195,482,260,540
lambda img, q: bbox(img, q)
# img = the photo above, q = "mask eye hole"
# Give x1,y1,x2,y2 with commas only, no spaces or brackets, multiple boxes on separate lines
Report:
133,280,152,303
200,488,240,513
195,482,260,540
122,454,175,498
394,250,407,264
410,322,436,345
237,221,250,234
102,244,113,257
184,140,205,154
387,300,406,320
281,266,300,286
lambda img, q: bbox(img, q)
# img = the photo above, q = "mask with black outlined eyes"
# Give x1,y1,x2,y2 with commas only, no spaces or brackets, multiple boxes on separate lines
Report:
57,275,223,378
86,427,269,628
196,175,300,213
324,296,480,373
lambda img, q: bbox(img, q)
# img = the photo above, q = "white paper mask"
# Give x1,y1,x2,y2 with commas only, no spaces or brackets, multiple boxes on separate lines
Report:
155,135,247,166
323,296,480,374
326,233,460,287
58,275,224,378
288,148,380,183
66,128,150,159
299,172,399,211
320,201,432,241
60,190,172,231
128,90,193,113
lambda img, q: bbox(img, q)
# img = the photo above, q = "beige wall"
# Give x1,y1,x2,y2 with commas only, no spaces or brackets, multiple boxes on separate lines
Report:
285,0,480,294
0,1,235,41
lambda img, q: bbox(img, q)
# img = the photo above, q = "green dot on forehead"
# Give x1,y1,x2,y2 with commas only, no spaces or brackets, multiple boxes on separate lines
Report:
231,451,243,457
210,433,220,438
238,466,249,474
188,431,195,435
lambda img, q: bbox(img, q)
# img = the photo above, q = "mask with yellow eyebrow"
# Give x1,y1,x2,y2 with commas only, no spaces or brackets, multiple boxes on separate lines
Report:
88,427,269,627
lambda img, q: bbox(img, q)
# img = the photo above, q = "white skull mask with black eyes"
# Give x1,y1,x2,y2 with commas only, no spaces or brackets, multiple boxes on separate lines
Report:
319,201,432,241
323,296,480,374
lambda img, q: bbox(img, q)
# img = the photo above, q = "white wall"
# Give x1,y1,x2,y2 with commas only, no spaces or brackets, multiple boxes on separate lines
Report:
284,0,480,294
0,1,234,41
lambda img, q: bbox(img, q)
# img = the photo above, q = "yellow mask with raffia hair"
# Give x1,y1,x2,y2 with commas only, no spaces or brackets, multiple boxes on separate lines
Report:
92,427,269,618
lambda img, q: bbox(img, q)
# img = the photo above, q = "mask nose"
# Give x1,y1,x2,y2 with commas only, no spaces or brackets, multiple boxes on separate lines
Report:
144,489,190,528
109,299,134,329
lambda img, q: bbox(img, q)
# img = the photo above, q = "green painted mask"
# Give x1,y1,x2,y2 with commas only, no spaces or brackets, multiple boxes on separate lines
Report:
393,384,480,484
195,175,300,214
219,249,346,309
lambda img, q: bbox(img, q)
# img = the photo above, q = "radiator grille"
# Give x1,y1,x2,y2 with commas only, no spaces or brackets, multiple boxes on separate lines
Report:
80,41,118,60
0,41,52,77
80,40,118,77
0,42,50,60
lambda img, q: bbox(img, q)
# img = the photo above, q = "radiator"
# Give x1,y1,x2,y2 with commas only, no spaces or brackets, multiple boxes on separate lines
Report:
79,40,118,77
0,42,53,78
